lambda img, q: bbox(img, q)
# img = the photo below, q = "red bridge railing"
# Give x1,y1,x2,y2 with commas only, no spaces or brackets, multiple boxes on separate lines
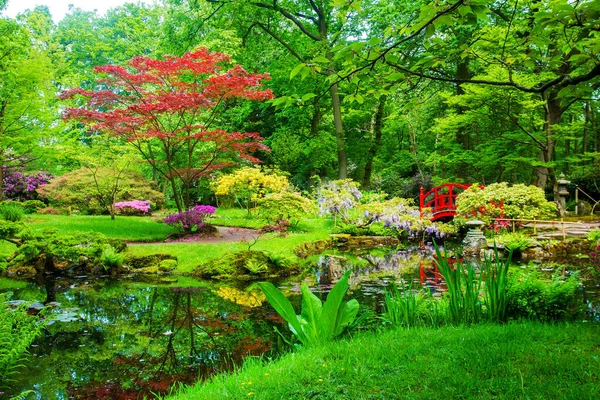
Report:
419,183,471,222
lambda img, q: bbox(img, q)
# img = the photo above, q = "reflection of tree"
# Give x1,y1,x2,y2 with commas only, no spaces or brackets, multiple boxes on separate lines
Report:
11,281,281,398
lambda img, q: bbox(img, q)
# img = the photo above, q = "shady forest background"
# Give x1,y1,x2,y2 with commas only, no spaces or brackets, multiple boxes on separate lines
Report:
1,0,599,208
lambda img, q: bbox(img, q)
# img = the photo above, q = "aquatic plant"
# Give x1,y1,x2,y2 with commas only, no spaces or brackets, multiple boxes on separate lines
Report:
382,283,421,328
258,270,360,347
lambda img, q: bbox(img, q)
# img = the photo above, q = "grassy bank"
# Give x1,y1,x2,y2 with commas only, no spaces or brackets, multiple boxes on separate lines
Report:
11,212,332,273
24,214,174,241
168,322,600,399
126,230,330,273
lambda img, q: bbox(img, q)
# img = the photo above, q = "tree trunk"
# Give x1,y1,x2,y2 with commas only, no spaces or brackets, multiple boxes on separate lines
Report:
330,82,347,179
455,58,471,180
363,95,386,190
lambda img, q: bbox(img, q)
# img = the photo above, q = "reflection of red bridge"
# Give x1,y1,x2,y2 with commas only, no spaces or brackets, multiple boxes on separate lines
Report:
419,183,472,222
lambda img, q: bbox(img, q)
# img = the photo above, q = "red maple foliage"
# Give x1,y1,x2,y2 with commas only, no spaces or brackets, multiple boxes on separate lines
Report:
61,48,274,211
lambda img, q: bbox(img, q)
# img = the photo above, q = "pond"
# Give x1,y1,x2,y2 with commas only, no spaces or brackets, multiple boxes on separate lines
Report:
1,247,598,399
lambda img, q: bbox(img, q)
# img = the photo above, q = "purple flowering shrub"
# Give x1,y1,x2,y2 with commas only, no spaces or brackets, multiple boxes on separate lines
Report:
114,200,151,216
2,167,53,201
317,179,362,226
163,205,216,233
349,197,456,241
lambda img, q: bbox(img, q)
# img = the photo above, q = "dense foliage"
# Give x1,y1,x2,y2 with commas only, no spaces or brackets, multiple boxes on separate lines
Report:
212,168,290,213
0,292,46,387
455,183,557,222
38,167,164,216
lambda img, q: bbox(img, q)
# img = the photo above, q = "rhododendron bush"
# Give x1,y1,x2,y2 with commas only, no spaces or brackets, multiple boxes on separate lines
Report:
163,205,216,233
60,48,273,212
2,165,52,201
114,200,151,216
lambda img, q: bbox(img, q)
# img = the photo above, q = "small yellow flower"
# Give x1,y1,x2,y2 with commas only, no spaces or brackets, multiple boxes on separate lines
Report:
247,392,254,396
264,373,269,376
341,368,345,371
318,378,323,382
247,382,252,385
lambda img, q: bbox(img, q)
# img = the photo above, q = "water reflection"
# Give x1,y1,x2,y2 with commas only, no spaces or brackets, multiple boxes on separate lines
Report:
2,246,598,398
2,277,283,399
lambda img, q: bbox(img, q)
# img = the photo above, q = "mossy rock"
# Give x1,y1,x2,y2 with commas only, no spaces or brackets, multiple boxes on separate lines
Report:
6,264,37,279
194,250,300,279
158,259,178,272
124,253,177,269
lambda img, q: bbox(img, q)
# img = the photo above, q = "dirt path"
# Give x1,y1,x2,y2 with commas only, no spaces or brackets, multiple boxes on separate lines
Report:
127,226,260,246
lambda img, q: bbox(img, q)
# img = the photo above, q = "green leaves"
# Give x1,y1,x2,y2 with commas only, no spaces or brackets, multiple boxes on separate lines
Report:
258,270,359,347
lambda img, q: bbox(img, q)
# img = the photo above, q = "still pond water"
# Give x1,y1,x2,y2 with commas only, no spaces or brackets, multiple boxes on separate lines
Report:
2,249,598,399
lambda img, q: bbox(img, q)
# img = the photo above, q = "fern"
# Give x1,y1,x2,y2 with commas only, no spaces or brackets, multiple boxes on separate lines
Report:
0,292,46,389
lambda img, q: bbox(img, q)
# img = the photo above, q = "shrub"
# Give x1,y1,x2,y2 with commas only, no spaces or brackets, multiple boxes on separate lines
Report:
587,228,600,243
114,200,151,216
349,197,456,240
2,167,53,201
0,202,24,222
455,182,557,222
506,269,582,321
163,205,216,233
22,200,46,214
212,168,289,213
317,179,362,227
256,192,315,225
38,168,164,216
0,221,125,274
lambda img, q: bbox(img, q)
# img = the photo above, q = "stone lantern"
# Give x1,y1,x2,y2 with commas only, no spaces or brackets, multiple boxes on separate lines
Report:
462,220,487,263
557,173,570,215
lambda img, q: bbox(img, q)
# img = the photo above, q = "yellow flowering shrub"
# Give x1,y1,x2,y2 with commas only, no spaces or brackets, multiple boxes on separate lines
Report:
212,168,290,212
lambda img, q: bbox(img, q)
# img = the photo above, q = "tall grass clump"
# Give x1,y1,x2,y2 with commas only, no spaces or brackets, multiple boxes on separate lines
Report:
0,202,24,222
482,248,511,323
433,243,512,325
383,283,421,328
434,244,483,325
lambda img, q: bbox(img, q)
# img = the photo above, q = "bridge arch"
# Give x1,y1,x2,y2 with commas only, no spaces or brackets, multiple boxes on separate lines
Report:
419,183,472,222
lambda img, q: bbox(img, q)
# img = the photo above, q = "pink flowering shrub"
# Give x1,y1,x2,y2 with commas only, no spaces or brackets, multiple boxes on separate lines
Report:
114,200,151,216
163,205,216,233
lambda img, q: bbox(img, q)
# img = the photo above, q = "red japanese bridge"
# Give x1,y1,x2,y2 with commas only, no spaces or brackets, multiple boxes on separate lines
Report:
419,183,472,222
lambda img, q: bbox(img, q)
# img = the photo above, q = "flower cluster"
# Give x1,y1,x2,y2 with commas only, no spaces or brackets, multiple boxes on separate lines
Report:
353,198,455,241
163,205,216,232
114,200,151,215
317,179,362,224
2,168,53,201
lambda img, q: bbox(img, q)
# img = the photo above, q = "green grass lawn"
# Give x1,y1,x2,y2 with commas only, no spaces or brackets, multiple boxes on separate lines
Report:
23,214,175,241
168,322,600,399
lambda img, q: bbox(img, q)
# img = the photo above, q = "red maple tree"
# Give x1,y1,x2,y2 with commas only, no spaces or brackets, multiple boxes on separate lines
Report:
61,48,273,211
